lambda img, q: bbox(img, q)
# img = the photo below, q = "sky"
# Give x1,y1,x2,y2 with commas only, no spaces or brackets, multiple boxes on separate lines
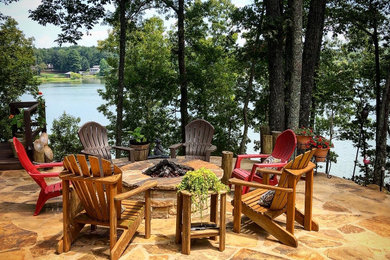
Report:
0,0,251,49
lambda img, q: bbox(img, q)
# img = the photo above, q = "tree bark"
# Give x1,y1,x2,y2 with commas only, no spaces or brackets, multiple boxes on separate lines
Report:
299,0,327,127
265,0,285,131
286,0,303,130
373,73,390,185
178,0,189,144
115,0,127,157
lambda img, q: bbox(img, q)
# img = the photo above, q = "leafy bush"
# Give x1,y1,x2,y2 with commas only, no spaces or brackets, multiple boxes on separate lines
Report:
177,168,229,222
49,112,83,160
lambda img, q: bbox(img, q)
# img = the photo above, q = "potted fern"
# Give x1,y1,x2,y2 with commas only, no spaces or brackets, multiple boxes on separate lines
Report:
177,168,229,228
129,127,150,161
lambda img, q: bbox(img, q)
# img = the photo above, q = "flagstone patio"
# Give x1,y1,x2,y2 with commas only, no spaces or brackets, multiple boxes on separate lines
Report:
0,156,389,259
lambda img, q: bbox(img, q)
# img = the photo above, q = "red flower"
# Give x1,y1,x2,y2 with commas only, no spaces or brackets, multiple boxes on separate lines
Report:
318,145,323,148
9,114,14,119
38,91,43,95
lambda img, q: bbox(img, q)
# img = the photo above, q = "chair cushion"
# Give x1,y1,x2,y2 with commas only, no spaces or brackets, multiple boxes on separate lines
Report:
258,190,275,207
256,155,281,178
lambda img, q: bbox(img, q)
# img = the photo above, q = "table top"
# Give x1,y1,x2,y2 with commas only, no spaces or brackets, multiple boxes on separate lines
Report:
115,157,223,190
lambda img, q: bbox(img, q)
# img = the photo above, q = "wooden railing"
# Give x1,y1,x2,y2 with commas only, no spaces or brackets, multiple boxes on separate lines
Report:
10,101,46,160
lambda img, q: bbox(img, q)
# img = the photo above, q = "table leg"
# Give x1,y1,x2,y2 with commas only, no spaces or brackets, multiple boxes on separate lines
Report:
182,193,191,255
210,193,218,240
175,192,183,244
219,193,226,252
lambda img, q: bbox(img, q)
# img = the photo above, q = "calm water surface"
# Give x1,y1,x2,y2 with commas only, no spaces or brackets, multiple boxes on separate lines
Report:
21,82,376,180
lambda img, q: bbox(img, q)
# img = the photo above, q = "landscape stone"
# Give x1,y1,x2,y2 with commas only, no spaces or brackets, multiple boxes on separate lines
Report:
338,224,365,234
232,248,288,259
358,216,390,237
0,222,37,251
325,246,374,260
298,235,342,248
322,201,351,212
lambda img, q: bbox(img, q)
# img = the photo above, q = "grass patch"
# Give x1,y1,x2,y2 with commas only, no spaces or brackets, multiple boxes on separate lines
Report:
35,72,99,83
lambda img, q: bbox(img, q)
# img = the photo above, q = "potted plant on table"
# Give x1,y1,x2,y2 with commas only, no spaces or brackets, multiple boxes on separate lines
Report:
129,127,150,161
294,126,314,150
307,135,334,162
177,168,229,228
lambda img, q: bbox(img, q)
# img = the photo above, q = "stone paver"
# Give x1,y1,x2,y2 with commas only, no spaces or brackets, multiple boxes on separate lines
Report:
0,156,389,259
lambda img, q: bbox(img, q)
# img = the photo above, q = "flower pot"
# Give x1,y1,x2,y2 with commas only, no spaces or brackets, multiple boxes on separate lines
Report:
130,140,150,161
314,148,329,162
296,135,311,150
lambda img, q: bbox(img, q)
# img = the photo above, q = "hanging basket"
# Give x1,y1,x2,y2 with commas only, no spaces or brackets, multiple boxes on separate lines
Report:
314,148,329,162
296,135,311,150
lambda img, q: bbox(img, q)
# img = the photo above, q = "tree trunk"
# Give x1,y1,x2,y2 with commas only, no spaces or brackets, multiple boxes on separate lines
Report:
115,0,127,157
286,0,303,130
265,0,285,131
178,0,189,144
373,73,390,185
299,0,327,127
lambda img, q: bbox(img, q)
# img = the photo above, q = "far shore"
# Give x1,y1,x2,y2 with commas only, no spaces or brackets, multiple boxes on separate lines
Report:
35,72,102,83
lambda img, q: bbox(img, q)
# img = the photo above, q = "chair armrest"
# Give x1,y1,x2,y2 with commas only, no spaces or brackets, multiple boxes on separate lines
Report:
234,153,270,169
204,145,217,162
206,145,217,153
248,162,287,182
30,172,61,178
169,143,184,159
114,180,157,201
257,168,283,176
112,146,135,162
229,178,293,193
35,162,64,169
112,146,133,152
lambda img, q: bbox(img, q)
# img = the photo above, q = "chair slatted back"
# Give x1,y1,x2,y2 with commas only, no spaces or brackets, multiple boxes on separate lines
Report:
13,137,47,189
185,119,214,160
78,121,112,160
271,129,297,163
62,154,122,222
269,149,316,211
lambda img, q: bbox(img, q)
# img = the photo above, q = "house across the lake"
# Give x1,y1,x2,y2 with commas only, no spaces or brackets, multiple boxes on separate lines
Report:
89,65,100,75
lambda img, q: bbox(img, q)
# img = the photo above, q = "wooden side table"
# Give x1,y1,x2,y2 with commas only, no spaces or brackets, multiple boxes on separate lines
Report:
175,190,227,255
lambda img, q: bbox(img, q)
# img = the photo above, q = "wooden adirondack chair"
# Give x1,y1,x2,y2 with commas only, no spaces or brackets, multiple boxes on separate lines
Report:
57,154,157,260
78,121,135,162
230,149,318,247
231,129,297,193
169,119,217,162
13,137,64,216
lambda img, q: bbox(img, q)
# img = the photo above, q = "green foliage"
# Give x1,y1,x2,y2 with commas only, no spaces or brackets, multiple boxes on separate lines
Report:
34,46,109,73
8,112,24,129
49,112,83,161
0,17,39,141
177,168,229,221
98,17,178,150
294,126,314,137
70,72,82,79
129,127,147,143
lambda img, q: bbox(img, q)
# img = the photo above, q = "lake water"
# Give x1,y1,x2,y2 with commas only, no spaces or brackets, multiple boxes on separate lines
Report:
21,82,377,180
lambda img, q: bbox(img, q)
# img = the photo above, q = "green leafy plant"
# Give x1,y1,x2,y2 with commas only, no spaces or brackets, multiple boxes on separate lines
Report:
9,112,24,129
177,168,229,223
294,126,314,136
49,112,83,160
129,127,147,143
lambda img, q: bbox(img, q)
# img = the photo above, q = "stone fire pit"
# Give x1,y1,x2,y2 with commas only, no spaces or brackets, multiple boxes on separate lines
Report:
119,157,223,218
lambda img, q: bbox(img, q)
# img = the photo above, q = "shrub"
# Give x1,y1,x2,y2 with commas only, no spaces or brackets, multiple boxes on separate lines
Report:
49,112,83,160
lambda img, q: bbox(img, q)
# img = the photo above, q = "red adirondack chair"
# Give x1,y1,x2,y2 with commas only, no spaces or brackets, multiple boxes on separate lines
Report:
231,129,296,194
13,137,64,216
